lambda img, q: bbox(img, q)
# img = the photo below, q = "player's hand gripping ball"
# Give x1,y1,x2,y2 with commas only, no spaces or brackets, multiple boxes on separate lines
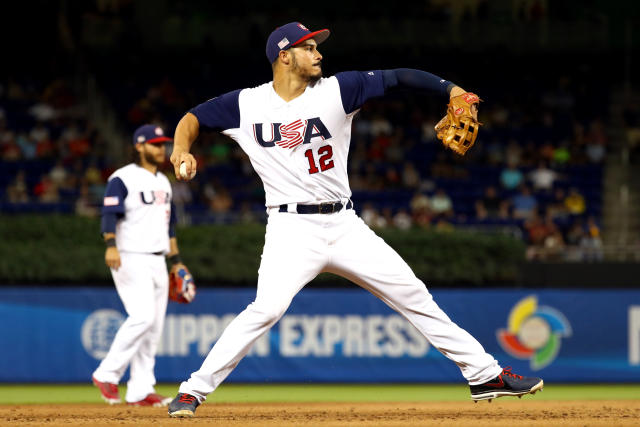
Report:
435,92,482,156
179,162,197,180
169,264,196,303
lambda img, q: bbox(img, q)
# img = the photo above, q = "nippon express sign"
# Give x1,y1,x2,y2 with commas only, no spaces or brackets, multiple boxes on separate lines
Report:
83,312,431,360
1,288,640,382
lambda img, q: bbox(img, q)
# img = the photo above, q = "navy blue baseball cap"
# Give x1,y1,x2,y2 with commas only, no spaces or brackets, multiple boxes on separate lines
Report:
133,124,172,145
266,22,330,64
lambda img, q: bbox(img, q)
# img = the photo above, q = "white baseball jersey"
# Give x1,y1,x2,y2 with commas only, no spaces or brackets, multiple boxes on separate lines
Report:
178,71,503,402
102,163,173,254
190,71,385,207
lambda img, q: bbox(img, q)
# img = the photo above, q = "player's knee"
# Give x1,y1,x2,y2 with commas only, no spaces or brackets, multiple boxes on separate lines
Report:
249,301,289,325
127,312,156,332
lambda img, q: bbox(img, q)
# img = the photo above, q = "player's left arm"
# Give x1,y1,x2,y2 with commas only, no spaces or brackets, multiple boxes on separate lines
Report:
382,69,477,118
335,69,473,115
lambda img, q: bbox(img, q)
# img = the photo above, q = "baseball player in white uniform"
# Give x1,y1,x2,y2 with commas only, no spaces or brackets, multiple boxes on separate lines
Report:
92,124,185,406
167,23,543,417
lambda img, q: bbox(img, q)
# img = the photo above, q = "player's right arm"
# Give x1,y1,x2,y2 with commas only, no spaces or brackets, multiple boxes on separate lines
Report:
101,177,127,270
170,113,199,181
171,89,241,181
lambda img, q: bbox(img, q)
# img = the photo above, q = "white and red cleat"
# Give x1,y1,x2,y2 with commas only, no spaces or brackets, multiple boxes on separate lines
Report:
92,376,121,405
127,393,173,407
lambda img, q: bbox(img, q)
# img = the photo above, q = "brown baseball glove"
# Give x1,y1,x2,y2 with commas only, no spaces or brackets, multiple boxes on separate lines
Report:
169,264,196,304
434,92,482,155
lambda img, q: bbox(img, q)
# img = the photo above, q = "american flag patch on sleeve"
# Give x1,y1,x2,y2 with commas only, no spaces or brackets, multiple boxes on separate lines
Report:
103,196,119,206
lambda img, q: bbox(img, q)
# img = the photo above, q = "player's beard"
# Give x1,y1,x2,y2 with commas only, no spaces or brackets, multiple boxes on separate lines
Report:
142,147,164,167
292,54,322,85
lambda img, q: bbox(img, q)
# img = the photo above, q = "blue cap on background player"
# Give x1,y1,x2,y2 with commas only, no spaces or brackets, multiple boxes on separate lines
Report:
266,22,330,64
133,124,172,145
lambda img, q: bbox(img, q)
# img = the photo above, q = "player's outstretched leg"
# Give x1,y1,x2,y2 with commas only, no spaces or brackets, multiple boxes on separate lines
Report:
326,211,544,401
470,367,543,402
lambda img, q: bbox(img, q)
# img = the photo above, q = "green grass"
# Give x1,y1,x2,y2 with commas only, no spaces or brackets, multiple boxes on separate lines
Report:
0,384,639,404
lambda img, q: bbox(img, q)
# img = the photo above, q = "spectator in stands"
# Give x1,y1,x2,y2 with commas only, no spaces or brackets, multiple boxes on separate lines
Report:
546,187,569,220
484,138,504,165
511,185,538,220
582,216,604,261
539,140,555,163
2,138,21,161
528,161,558,193
203,179,232,215
75,181,99,218
33,174,60,203
85,161,106,201
401,162,420,189
384,130,405,165
362,163,384,190
29,121,50,144
585,119,607,163
393,209,412,230
379,207,394,228
410,192,432,228
505,139,522,166
542,227,566,261
431,152,455,179
6,170,30,203
564,187,586,216
171,177,193,225
49,160,69,190
500,159,524,190
475,185,508,220
360,202,381,228
384,166,401,188
551,141,571,167
520,141,539,168
16,132,37,159
430,188,454,219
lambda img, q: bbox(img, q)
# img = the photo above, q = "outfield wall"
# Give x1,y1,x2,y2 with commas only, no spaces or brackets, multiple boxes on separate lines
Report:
1,288,639,382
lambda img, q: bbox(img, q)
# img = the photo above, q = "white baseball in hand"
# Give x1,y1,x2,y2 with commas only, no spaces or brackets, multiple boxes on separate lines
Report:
179,162,196,180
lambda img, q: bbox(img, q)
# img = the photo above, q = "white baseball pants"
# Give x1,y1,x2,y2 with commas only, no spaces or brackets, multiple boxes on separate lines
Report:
180,208,501,402
93,252,168,402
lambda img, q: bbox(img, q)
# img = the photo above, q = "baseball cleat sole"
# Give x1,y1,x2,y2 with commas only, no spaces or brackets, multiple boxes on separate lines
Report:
471,379,544,402
169,409,195,418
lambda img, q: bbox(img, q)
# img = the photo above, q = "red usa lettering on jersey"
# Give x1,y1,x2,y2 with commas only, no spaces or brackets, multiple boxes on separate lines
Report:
140,190,171,205
253,117,332,149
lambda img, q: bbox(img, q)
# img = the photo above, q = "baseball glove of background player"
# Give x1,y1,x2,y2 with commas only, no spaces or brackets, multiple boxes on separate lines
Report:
434,92,482,155
169,264,196,304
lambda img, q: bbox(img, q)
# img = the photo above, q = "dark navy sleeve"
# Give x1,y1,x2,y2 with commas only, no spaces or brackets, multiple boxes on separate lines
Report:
101,177,127,214
382,68,453,95
169,202,177,238
101,213,118,234
335,71,385,114
189,89,241,131
101,177,127,234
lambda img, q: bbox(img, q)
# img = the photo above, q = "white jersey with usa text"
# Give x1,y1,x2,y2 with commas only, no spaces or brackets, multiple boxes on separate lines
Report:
190,71,385,207
103,163,173,253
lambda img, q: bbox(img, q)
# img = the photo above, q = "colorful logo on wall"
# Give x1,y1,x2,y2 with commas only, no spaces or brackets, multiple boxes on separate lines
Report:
497,296,571,370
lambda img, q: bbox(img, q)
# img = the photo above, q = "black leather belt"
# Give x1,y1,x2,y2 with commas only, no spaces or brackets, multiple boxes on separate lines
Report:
279,200,353,214
152,251,164,256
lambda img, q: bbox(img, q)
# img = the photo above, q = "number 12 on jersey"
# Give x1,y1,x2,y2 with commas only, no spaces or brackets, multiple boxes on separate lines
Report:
304,145,335,174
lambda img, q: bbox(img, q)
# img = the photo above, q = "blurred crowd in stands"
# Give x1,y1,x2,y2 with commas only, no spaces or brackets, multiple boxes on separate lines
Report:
1,71,607,261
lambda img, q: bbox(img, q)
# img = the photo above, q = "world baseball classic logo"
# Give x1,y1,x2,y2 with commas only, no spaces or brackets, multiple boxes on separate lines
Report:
497,295,572,370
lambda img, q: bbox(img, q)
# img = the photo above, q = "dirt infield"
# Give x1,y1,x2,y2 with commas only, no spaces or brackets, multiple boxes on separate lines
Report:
2,401,639,426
